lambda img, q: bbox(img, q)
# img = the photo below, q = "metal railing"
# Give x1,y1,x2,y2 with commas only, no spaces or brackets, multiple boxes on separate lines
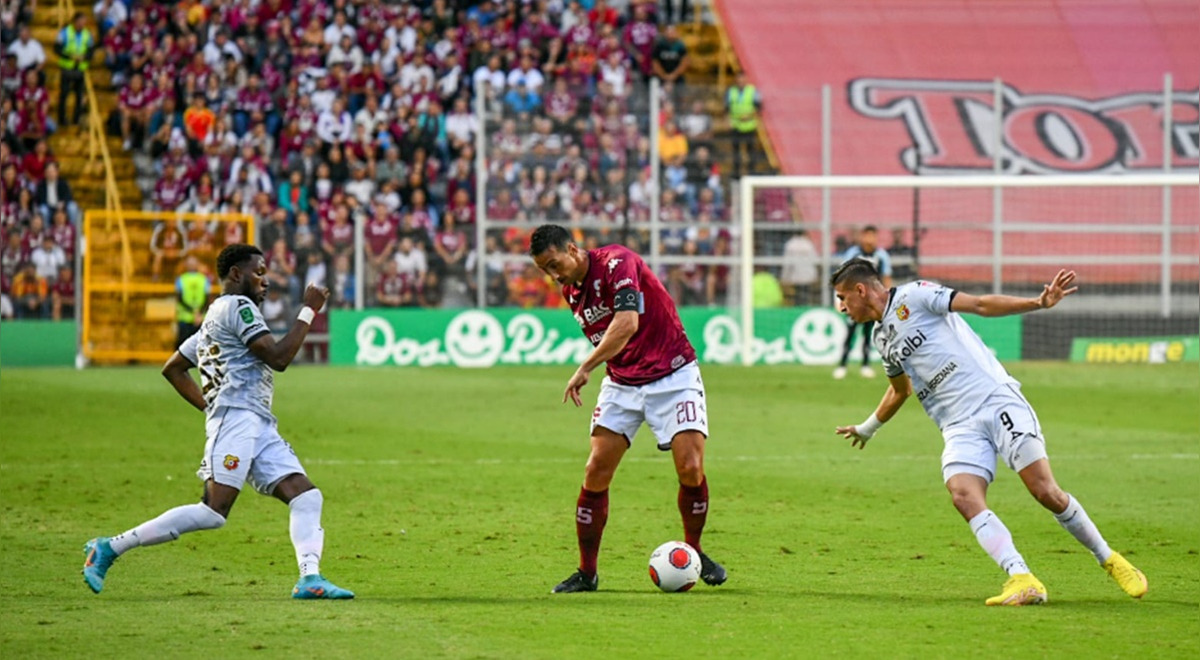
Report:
54,0,130,297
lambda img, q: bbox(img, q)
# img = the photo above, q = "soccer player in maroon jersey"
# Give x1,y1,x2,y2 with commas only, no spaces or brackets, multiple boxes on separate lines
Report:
530,224,728,593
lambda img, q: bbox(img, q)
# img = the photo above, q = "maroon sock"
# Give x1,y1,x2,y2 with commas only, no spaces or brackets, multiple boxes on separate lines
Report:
576,487,609,577
678,477,709,552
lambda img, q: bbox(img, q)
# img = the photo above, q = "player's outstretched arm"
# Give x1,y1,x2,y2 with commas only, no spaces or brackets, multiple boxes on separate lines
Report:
248,284,329,372
950,269,1078,317
835,373,912,449
162,352,206,412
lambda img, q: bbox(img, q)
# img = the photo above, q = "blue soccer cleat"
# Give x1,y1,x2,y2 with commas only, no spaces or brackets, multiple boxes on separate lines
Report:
291,574,355,600
82,537,118,594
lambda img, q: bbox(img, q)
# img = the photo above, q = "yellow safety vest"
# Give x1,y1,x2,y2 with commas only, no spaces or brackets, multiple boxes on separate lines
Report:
58,25,93,71
176,272,209,324
727,85,758,133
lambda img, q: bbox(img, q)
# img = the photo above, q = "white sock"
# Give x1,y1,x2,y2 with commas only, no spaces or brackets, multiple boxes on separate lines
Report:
969,510,1030,576
1053,494,1113,564
109,503,226,555
289,489,324,578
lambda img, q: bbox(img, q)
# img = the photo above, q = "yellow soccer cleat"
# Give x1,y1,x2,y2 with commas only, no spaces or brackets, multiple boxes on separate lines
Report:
985,573,1048,606
1102,552,1148,599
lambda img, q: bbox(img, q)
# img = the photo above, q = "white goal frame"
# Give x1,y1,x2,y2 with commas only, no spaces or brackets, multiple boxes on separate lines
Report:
737,173,1198,366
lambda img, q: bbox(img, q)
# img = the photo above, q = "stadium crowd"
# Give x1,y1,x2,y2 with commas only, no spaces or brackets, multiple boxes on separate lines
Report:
1,0,81,319
1,0,742,319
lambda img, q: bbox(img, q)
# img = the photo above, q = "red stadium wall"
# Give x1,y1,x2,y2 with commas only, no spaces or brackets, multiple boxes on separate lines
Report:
717,0,1199,284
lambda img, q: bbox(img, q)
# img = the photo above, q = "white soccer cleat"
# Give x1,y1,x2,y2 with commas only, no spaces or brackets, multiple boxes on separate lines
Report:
832,367,847,380
860,366,876,378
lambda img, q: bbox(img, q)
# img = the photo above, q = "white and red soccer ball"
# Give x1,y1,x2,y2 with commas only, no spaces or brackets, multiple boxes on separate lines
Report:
648,541,701,592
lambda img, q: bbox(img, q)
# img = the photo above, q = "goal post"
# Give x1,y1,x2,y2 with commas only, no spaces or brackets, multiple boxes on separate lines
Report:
738,173,1198,366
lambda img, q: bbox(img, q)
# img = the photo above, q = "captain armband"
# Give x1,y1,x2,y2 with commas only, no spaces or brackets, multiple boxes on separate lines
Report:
613,287,642,312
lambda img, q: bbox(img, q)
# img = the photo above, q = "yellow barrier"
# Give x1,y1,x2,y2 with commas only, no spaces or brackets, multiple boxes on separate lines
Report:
82,211,256,365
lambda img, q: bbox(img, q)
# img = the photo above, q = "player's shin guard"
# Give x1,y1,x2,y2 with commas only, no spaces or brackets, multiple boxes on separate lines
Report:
678,477,708,552
576,487,608,578
109,503,226,554
289,489,324,578
969,510,1030,576
1053,494,1113,563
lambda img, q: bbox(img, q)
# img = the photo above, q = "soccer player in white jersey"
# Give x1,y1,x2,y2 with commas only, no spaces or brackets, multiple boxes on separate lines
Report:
831,259,1147,606
82,244,354,599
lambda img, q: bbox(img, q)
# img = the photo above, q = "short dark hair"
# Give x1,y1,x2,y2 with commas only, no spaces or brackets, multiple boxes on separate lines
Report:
830,258,881,288
529,224,572,257
216,244,263,279
861,225,878,234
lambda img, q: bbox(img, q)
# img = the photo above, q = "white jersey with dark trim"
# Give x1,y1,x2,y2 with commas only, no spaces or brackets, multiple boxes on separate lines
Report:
180,294,275,421
872,280,1017,429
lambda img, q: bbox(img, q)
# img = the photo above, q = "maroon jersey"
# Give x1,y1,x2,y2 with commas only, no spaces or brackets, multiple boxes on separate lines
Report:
364,217,397,256
562,245,695,386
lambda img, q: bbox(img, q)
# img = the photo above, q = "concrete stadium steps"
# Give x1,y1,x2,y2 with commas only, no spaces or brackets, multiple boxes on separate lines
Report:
678,22,774,176
32,4,141,212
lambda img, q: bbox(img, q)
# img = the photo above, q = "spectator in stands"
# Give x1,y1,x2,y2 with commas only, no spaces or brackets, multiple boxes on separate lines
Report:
2,229,25,281
329,252,354,308
509,263,554,308
154,163,191,212
392,234,427,285
503,79,542,116
30,233,65,284
175,254,210,348
1,53,20,95
376,258,416,308
623,5,658,81
21,138,54,183
317,97,354,149
117,72,154,151
679,99,714,149
707,231,732,305
54,12,95,128
277,169,311,219
781,230,820,306
8,25,45,79
147,96,184,158
15,68,49,147
48,207,75,260
321,204,355,261
149,220,184,281
652,24,689,90
93,0,127,41
51,263,74,320
183,94,217,149
726,71,762,178
265,237,300,302
35,163,78,226
431,213,468,279
11,261,47,318
261,284,293,334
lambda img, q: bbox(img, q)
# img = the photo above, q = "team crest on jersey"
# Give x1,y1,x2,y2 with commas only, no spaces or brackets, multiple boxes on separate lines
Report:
896,304,910,321
223,454,240,470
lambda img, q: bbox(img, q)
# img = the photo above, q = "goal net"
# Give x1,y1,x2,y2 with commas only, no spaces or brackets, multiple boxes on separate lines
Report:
737,174,1198,366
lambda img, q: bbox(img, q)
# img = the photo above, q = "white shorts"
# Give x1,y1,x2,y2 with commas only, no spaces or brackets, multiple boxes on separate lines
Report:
198,406,306,495
941,385,1048,483
591,361,709,450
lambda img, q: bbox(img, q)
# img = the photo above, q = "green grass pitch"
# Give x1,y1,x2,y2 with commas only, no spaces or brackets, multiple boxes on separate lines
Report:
2,363,1197,658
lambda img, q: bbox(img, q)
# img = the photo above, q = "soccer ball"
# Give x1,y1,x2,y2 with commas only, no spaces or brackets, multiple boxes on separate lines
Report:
648,541,701,592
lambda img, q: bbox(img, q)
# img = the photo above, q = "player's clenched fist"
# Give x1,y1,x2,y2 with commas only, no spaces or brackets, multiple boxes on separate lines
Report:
302,284,330,311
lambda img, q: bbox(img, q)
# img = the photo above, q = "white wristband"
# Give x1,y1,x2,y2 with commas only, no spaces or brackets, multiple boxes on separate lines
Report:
297,306,316,325
856,413,883,439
